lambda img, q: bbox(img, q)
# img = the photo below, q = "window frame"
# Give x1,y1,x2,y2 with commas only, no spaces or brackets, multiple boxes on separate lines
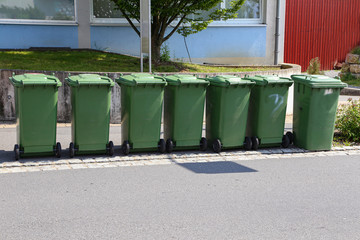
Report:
90,0,265,27
0,0,78,25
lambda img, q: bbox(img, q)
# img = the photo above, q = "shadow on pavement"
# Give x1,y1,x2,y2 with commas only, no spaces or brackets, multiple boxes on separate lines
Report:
178,161,258,174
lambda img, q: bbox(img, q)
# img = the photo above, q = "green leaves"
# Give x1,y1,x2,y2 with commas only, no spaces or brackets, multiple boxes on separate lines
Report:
109,0,246,61
336,99,360,142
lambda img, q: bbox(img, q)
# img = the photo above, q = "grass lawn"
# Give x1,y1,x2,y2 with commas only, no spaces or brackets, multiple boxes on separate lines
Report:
0,50,280,73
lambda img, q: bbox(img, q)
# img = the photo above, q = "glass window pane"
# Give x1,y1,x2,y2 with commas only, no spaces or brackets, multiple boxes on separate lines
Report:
93,0,123,18
226,0,260,19
194,3,221,21
0,0,75,20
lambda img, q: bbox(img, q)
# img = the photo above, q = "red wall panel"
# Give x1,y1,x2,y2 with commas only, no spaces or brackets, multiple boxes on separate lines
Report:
284,0,360,71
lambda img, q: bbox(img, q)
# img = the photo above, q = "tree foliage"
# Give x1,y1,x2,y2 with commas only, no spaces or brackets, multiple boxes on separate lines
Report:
110,0,245,62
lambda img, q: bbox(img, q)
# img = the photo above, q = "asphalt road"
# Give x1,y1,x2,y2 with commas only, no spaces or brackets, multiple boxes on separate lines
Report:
1,155,360,239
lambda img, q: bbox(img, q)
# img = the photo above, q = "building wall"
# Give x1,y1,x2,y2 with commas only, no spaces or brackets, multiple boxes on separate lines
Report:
284,0,360,70
0,0,286,66
0,24,78,49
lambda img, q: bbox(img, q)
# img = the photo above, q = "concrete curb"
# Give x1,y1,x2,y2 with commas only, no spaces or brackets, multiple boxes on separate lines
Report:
341,87,360,96
1,145,359,174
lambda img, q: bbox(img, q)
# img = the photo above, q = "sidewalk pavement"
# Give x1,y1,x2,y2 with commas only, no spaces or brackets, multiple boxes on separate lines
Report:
1,94,359,174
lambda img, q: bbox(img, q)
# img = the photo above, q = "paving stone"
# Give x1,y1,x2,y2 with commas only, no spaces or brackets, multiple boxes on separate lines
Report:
2,161,22,167
56,165,72,170
25,167,42,172
70,164,88,169
8,167,25,173
39,165,57,171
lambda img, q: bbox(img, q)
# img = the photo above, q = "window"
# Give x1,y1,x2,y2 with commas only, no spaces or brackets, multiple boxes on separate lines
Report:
91,0,263,25
0,0,75,22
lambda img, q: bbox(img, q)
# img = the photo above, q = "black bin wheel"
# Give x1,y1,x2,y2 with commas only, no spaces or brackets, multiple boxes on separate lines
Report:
212,139,222,153
200,137,207,151
281,134,290,148
107,141,114,156
286,131,294,145
158,139,166,153
14,144,20,160
251,137,259,150
69,142,75,158
166,139,174,153
244,136,252,150
122,141,130,155
56,142,62,158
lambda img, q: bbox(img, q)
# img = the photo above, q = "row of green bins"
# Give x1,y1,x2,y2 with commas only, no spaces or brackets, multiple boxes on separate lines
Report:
9,73,62,160
291,75,347,150
66,74,115,157
206,75,255,153
244,75,294,149
116,73,167,155
164,75,208,152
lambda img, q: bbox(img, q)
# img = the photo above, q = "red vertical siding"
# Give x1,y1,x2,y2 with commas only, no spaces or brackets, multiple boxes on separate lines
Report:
284,0,360,71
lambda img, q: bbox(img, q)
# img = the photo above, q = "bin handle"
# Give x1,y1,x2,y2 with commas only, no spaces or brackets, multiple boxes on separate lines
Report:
305,75,312,80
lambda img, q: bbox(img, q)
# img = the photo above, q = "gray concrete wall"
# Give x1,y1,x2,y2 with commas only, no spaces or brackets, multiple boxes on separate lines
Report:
0,64,300,123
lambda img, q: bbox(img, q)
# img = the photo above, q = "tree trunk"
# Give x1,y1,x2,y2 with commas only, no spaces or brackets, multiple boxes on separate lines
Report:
151,38,162,64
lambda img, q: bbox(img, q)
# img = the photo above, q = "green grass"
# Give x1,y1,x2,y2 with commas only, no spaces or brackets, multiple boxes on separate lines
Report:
0,50,280,73
341,72,360,87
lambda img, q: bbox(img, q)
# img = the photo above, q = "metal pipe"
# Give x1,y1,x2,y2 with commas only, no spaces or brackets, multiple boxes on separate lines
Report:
274,0,281,65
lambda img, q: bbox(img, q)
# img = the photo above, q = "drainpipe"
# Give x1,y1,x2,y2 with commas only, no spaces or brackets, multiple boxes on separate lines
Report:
274,0,281,65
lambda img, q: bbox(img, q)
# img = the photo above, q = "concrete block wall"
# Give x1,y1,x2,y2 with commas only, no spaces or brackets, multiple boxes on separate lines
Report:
0,64,301,123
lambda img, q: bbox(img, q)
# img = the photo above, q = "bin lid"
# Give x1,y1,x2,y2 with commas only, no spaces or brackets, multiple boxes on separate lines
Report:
206,75,255,87
291,74,348,88
9,73,62,88
165,74,209,86
116,73,167,86
243,75,293,86
66,74,114,87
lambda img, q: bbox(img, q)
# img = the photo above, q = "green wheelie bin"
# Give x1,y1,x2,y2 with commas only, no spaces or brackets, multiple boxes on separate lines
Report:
9,73,62,160
66,74,115,157
206,75,255,153
290,75,347,151
244,75,293,149
164,74,209,152
116,73,167,155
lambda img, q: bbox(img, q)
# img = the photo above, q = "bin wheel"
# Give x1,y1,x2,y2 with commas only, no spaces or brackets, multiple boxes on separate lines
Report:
213,139,222,153
286,131,294,144
158,139,166,153
251,137,259,150
122,141,130,155
244,137,253,150
281,135,290,148
200,137,207,151
107,141,114,156
166,139,174,153
14,144,20,160
56,142,62,158
69,142,75,158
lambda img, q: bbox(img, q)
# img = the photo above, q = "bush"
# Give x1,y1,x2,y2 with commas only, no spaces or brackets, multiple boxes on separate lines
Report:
351,46,360,55
306,57,321,74
335,99,360,142
160,44,171,62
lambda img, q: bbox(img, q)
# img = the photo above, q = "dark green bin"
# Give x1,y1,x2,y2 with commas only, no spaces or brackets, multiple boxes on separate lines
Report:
66,74,115,157
244,75,293,149
9,73,62,159
164,74,209,152
206,75,255,153
116,73,167,155
291,75,347,150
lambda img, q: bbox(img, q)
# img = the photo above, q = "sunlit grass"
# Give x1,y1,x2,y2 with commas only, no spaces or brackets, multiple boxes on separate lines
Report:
0,50,280,73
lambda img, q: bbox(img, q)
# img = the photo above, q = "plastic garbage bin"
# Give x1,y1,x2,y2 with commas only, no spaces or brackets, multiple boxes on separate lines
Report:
244,75,293,149
66,74,115,157
206,75,255,153
164,74,209,152
9,73,62,159
116,73,167,155
291,74,347,150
